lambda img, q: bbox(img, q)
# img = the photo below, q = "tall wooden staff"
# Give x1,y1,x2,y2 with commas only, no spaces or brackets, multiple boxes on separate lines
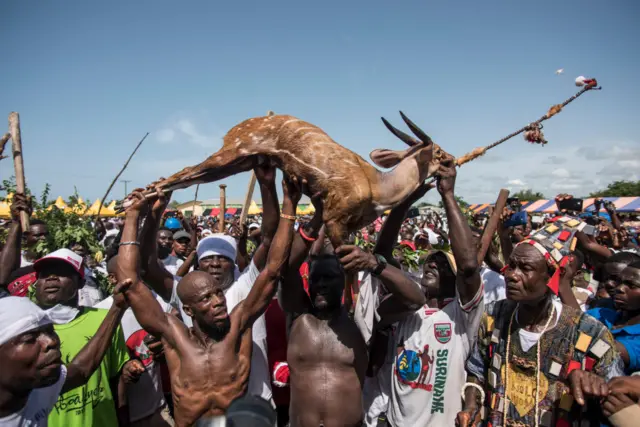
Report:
191,184,200,218
476,189,509,265
218,184,227,232
239,172,257,225
8,113,29,232
96,132,148,221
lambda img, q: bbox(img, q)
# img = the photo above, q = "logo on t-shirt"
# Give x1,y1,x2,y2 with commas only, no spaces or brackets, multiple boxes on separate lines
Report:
126,329,154,368
395,342,435,391
434,323,452,344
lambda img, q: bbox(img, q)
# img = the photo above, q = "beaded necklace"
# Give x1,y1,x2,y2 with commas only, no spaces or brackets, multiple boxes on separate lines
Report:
503,303,555,427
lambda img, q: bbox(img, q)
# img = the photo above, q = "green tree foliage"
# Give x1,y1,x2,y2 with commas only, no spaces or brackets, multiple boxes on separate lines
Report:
2,177,113,296
1,177,103,259
589,180,640,197
510,189,546,201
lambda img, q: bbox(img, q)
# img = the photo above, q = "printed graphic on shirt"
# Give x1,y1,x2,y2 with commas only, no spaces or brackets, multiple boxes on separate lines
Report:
501,364,549,417
126,329,154,368
434,323,452,344
395,339,449,395
54,336,107,416
431,349,449,414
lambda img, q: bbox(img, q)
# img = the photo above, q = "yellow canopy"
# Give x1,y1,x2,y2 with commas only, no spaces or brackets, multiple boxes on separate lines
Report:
84,199,102,216
247,200,262,215
299,204,316,215
100,200,123,217
0,201,10,218
47,196,67,211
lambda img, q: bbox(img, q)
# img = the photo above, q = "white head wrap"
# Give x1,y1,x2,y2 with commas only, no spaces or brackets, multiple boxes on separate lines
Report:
0,297,52,347
196,234,237,263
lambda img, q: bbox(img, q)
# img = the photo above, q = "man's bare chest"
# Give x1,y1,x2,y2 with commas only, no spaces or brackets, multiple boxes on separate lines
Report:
288,314,366,366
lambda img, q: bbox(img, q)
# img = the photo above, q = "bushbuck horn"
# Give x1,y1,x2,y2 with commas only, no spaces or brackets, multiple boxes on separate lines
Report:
381,117,419,146
399,111,433,146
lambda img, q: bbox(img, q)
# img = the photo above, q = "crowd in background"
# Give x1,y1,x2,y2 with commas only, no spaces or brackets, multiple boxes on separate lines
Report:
1,163,640,427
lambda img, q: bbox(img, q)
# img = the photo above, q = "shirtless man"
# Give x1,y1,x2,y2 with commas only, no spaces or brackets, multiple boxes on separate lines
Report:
116,177,301,427
280,188,428,427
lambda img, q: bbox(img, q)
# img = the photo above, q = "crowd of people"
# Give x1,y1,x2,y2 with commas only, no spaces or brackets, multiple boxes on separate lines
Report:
1,160,640,427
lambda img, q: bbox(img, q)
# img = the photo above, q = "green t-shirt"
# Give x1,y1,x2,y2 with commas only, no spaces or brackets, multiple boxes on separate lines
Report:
48,307,129,427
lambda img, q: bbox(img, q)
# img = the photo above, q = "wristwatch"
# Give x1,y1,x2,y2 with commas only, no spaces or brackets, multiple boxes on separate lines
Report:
371,253,387,276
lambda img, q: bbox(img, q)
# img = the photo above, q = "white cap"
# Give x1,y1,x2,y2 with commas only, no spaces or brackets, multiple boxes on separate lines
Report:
196,234,237,263
0,297,52,347
34,248,85,278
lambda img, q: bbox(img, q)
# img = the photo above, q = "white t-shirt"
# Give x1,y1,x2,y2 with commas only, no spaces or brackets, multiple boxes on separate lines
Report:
356,272,485,427
162,255,184,276
170,261,272,403
94,292,171,422
481,266,506,305
0,365,67,426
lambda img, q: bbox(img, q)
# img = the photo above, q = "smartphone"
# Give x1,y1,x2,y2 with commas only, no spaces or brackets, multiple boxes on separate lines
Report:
557,198,583,212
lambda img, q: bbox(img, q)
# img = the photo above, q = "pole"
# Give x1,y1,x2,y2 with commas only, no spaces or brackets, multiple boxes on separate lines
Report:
218,184,227,232
476,189,510,265
96,132,148,220
120,180,131,198
239,172,257,225
8,113,29,232
191,184,200,218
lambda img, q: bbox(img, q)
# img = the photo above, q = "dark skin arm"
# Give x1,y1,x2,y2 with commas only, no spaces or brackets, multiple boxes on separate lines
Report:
437,155,481,304
230,222,249,272
138,186,177,301
375,183,433,267
62,281,130,393
576,230,612,262
456,375,483,427
287,190,324,271
251,165,279,270
235,176,301,332
336,245,426,309
558,255,582,311
117,191,182,347
0,194,31,286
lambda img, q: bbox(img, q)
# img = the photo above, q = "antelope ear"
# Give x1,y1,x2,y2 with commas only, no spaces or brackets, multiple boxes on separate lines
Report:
370,149,407,169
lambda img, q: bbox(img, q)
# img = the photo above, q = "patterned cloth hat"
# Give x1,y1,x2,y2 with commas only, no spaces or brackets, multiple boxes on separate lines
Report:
515,216,595,295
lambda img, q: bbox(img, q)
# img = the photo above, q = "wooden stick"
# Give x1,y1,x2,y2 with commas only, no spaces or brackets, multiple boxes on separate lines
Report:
424,84,600,187
218,184,227,232
476,189,509,265
0,133,10,160
191,184,200,218
239,172,257,225
96,132,148,220
8,113,29,232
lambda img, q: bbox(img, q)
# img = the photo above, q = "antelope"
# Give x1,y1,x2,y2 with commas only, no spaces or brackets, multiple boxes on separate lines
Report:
130,112,447,248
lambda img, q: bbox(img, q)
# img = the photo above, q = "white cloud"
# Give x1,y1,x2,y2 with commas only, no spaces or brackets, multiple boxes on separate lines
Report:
156,128,175,143
551,168,570,178
454,142,639,203
155,115,223,148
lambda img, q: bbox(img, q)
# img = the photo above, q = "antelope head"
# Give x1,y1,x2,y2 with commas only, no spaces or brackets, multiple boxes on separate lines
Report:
370,111,445,180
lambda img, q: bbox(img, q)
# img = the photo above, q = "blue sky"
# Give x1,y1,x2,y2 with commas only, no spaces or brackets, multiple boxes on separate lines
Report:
2,0,639,206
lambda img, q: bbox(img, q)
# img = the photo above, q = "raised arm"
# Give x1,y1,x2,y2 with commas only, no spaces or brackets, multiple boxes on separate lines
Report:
0,194,31,286
234,176,301,332
374,182,432,266
139,187,176,301
117,192,180,344
251,165,279,270
437,155,481,304
288,191,324,271
62,282,129,392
